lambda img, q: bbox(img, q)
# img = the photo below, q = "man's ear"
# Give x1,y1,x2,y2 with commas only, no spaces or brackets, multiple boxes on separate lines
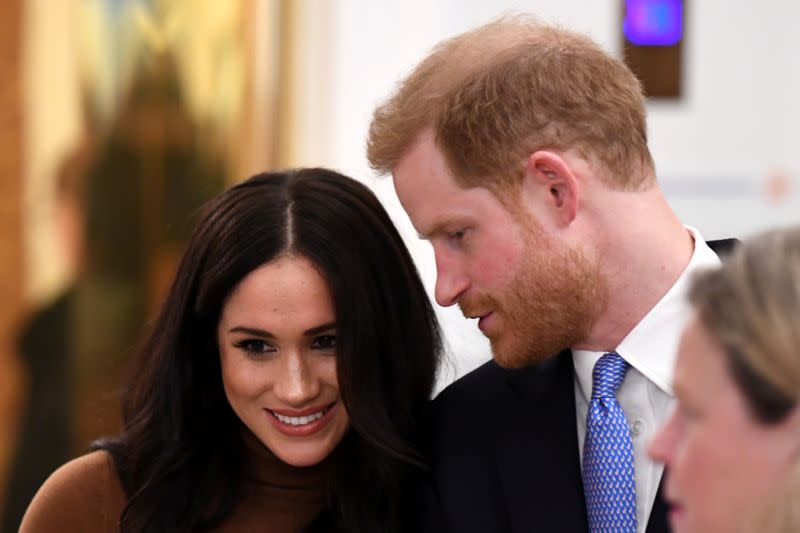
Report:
520,150,579,227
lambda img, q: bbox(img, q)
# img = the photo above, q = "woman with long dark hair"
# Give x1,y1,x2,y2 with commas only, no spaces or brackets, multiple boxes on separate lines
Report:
20,168,442,532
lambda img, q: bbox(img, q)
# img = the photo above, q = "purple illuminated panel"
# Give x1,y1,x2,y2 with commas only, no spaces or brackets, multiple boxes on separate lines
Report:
624,0,683,46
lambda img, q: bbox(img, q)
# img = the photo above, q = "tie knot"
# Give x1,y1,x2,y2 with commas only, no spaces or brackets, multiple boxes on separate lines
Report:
591,352,629,399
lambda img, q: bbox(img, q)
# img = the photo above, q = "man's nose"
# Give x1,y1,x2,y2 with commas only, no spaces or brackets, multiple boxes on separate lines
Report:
433,251,470,307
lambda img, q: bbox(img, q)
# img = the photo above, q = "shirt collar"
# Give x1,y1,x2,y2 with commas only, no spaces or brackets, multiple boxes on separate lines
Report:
573,226,720,398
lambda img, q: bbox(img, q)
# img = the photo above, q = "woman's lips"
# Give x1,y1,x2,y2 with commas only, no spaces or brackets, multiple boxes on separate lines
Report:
266,402,337,437
667,501,685,530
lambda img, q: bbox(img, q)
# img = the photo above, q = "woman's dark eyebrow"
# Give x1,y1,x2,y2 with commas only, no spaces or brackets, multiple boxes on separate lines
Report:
304,322,336,336
228,326,274,338
227,322,336,337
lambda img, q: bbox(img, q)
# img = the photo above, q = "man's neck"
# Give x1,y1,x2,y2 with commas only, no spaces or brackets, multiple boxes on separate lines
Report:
575,189,694,351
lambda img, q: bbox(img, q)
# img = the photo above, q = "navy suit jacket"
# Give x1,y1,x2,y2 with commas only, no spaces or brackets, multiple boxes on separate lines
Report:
425,239,737,533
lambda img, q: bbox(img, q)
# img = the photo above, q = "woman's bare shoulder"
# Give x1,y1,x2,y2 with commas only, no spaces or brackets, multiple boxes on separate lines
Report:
19,450,127,533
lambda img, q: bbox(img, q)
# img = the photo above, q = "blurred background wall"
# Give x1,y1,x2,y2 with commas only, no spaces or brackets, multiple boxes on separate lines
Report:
0,0,798,529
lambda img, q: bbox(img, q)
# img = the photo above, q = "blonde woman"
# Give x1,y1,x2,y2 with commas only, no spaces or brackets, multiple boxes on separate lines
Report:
649,226,800,532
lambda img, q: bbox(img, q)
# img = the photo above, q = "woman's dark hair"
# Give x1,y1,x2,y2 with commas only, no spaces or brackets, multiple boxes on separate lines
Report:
96,168,442,532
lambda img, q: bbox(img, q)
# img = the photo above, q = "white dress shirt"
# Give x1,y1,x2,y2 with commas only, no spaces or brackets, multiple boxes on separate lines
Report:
573,226,720,533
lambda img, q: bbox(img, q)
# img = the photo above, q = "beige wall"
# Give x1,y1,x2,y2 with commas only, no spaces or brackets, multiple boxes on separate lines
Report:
274,0,336,169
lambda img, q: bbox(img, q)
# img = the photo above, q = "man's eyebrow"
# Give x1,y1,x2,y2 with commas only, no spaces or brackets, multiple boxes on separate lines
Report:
417,216,471,240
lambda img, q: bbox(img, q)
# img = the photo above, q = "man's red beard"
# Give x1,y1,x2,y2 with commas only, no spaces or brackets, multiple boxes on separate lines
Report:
460,223,608,369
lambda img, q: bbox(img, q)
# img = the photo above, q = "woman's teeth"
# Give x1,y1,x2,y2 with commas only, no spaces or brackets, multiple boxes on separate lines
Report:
272,408,327,426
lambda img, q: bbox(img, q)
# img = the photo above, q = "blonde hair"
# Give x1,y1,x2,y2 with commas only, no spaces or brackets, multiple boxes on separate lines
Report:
690,226,800,531
367,14,655,191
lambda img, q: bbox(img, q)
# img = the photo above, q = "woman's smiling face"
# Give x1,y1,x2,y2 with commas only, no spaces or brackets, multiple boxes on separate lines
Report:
217,255,349,467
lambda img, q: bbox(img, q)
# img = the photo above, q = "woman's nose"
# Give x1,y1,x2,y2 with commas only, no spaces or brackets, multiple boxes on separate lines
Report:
273,351,321,407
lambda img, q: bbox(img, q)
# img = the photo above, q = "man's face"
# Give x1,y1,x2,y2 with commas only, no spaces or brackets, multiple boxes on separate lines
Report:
393,130,606,367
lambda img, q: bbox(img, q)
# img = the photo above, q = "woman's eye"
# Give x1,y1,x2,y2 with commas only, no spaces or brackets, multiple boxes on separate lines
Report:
678,403,701,423
449,230,465,240
311,335,337,351
234,339,276,356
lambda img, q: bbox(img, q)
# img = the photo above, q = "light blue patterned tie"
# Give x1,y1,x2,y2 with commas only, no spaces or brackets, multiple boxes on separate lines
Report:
582,352,637,533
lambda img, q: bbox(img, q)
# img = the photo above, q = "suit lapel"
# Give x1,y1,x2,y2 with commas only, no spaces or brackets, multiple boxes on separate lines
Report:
707,238,738,258
495,350,588,532
646,478,669,533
